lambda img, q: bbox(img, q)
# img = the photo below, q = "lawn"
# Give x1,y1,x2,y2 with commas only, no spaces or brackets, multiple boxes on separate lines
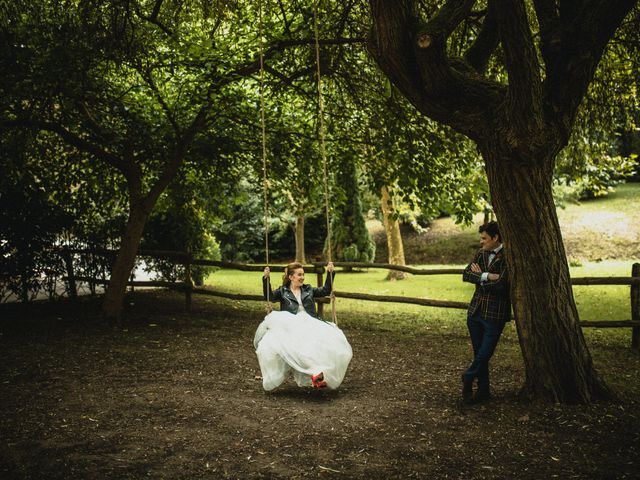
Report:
372,182,640,264
205,260,637,331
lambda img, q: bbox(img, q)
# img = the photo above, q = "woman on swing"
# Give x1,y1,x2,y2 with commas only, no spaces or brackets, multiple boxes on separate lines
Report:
253,261,352,391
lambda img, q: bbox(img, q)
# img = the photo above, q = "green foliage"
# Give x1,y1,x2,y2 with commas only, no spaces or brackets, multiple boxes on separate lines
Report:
555,32,640,204
554,154,637,206
0,134,71,301
1,0,264,288
326,161,375,263
0,129,129,300
1,0,638,288
363,87,488,225
141,184,221,285
212,179,269,263
569,8,639,198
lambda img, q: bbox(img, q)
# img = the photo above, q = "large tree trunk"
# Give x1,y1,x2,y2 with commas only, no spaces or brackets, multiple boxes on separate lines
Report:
294,215,305,263
365,0,634,403
483,143,611,402
102,204,150,321
380,185,406,280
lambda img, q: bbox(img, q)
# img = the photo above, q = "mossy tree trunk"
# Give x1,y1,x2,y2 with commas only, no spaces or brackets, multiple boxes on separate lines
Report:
294,214,306,264
481,138,610,401
380,185,406,280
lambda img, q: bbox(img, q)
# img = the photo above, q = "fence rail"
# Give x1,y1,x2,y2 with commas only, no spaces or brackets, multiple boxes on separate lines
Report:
61,248,640,349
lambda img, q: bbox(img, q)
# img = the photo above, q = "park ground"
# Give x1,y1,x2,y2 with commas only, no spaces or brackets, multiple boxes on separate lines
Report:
1,292,639,479
1,183,640,479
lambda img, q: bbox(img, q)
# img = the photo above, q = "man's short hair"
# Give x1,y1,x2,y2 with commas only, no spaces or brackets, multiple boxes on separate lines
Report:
479,221,501,241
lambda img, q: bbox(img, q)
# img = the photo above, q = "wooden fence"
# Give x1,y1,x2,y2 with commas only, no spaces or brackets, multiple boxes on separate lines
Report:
62,248,640,349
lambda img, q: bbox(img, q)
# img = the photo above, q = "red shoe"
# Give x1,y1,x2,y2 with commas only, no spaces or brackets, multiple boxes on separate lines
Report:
311,372,327,389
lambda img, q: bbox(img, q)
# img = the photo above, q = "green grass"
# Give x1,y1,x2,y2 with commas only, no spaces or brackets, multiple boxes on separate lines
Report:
562,181,640,213
554,182,640,261
205,260,638,344
571,260,636,320
383,182,640,264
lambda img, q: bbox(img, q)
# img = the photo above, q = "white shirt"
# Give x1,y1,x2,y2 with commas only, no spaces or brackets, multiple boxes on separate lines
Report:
292,289,306,313
480,244,503,283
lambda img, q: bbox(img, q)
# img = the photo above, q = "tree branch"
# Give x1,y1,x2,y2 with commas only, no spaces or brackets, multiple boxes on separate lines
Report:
145,108,207,209
546,0,637,135
133,0,174,38
533,0,561,71
149,0,163,19
215,37,366,90
465,0,499,73
494,0,544,133
262,65,316,100
1,118,132,175
369,0,507,140
369,0,428,108
269,37,367,52
559,0,583,23
122,141,144,203
422,0,477,40
135,65,181,136
276,0,292,36
78,102,120,143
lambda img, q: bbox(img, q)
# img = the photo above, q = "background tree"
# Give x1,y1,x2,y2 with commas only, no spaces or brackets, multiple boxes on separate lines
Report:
379,184,407,279
262,95,328,264
0,132,71,301
326,157,376,265
1,1,274,318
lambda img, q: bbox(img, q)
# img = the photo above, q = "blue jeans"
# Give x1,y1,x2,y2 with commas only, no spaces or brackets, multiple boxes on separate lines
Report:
464,312,505,391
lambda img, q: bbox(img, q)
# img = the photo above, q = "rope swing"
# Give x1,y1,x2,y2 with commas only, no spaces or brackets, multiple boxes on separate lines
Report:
258,0,272,313
257,0,337,323
312,0,337,324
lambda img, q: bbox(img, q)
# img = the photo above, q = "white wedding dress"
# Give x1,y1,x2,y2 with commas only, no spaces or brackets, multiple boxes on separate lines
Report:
254,310,353,391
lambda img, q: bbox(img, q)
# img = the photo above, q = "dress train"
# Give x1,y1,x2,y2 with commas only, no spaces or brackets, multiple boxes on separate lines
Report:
254,310,352,391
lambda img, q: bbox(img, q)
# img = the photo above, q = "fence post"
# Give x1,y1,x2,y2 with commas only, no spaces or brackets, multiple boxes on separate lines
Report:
62,249,78,300
631,263,639,350
184,250,193,311
316,264,324,318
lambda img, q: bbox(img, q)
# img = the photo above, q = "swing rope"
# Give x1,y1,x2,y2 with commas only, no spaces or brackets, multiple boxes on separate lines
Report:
257,0,336,322
312,0,337,324
258,0,272,313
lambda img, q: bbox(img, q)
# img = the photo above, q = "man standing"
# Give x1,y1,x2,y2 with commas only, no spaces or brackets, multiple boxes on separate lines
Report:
461,221,511,404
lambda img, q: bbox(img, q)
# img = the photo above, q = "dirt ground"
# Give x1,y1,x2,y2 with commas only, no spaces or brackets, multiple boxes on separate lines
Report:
1,291,639,479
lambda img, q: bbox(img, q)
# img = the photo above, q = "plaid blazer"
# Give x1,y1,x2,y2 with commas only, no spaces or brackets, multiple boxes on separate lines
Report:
462,248,511,322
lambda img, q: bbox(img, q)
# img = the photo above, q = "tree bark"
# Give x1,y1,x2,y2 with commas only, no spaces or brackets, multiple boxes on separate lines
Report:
294,214,305,263
482,141,611,402
101,203,151,321
380,186,406,280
